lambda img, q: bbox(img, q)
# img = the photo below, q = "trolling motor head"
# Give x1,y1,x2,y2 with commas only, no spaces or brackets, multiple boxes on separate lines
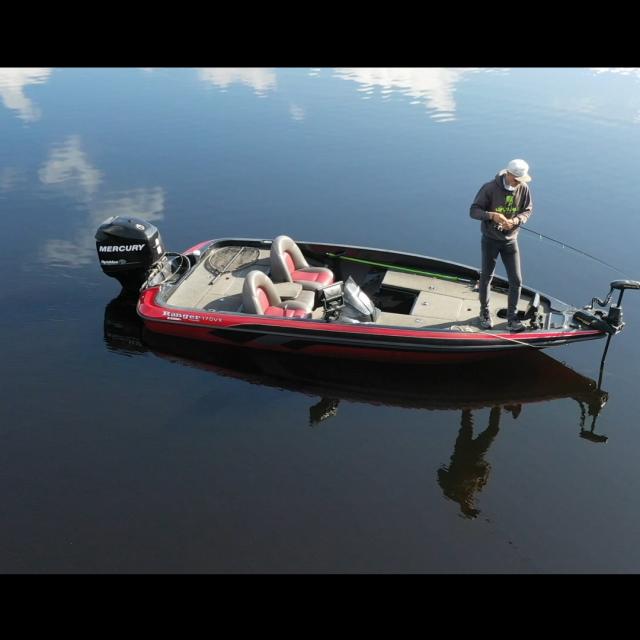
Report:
574,279,640,335
610,280,640,292
584,280,640,308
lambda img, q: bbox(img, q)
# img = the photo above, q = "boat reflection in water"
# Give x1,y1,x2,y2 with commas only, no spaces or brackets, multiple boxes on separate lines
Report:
104,294,610,519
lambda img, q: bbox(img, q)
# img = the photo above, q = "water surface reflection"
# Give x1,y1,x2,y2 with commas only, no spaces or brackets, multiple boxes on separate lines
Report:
105,294,609,521
37,135,165,267
198,68,277,95
0,67,52,122
333,67,504,120
2,67,638,570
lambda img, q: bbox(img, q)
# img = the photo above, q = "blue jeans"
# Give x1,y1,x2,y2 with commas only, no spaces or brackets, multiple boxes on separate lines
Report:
479,235,522,322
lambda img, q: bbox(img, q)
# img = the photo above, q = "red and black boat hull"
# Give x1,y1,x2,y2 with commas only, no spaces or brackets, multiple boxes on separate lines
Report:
139,287,603,363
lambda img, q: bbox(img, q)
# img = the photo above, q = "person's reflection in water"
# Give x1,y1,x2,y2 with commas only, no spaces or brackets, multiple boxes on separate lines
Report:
437,405,516,519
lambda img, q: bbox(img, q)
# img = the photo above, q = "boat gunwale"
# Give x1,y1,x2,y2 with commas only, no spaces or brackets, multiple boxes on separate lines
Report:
160,236,573,309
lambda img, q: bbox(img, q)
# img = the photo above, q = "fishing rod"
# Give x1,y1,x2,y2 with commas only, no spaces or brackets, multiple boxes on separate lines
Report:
520,225,632,278
325,253,475,284
329,228,634,282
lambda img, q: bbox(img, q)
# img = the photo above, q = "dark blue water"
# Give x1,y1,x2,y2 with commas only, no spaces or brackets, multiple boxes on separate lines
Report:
1,67,639,572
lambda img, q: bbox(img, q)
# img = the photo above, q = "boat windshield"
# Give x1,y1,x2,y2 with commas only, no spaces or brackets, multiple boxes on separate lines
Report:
341,276,377,322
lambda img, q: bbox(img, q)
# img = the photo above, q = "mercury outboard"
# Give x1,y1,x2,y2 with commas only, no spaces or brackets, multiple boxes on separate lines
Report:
95,215,165,293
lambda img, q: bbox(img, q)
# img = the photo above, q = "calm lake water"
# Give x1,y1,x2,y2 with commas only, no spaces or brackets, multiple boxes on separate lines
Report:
1,67,640,573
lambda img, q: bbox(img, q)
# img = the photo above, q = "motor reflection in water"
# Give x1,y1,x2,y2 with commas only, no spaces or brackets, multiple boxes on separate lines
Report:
104,293,610,520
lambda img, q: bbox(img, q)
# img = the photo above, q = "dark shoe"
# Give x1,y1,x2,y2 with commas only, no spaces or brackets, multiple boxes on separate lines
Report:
478,309,493,330
507,319,525,332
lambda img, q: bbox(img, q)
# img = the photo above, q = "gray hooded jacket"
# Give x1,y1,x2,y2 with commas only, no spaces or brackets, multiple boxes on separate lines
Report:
470,171,533,241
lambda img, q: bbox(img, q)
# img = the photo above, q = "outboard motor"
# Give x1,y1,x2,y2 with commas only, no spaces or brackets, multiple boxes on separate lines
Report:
95,216,165,293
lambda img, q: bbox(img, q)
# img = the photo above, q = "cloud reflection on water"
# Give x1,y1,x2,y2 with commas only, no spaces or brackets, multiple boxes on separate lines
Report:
42,185,166,268
198,68,277,96
0,167,24,192
38,135,103,199
0,67,52,122
590,68,640,77
38,135,165,267
333,67,505,121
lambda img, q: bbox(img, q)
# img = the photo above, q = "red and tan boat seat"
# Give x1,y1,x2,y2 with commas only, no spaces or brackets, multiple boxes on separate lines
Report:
242,270,312,318
270,235,334,291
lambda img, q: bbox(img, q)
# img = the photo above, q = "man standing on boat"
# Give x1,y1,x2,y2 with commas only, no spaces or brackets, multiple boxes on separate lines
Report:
470,158,533,332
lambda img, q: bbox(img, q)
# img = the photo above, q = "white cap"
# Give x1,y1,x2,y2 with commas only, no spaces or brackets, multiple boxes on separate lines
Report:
504,158,531,183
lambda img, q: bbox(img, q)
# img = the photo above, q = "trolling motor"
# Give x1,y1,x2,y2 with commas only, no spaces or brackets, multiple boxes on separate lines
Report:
572,279,640,392
574,279,640,335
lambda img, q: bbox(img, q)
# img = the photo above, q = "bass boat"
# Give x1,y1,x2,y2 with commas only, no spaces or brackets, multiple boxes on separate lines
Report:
96,216,639,363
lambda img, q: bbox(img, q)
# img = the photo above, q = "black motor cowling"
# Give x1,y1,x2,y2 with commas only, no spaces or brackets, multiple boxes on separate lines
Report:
95,216,165,292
